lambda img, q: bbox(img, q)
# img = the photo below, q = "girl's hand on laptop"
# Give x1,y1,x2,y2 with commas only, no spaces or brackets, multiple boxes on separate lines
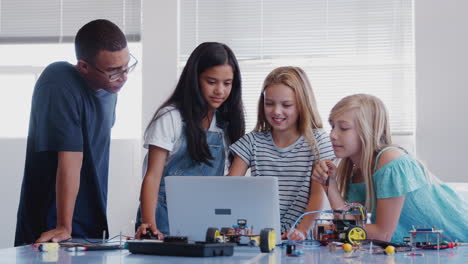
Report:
135,223,164,240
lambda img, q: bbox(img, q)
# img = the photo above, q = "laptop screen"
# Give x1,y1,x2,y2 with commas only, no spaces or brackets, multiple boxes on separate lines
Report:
166,176,282,244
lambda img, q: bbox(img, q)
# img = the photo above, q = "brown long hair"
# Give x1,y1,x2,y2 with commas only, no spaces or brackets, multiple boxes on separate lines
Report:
145,42,245,165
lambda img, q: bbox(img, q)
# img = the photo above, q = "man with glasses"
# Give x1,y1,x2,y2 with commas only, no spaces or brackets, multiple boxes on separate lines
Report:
15,19,137,246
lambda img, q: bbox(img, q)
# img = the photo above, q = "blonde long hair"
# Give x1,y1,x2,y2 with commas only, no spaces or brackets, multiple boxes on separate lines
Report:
330,94,392,212
255,66,323,157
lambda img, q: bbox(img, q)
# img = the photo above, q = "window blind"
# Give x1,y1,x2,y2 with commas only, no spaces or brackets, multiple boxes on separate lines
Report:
179,0,414,133
0,0,141,43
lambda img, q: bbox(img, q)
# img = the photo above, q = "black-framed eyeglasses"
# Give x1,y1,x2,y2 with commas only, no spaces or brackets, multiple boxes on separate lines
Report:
87,53,138,82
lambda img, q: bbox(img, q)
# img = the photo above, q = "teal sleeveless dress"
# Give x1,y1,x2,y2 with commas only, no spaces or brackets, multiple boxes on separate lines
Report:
346,146,468,243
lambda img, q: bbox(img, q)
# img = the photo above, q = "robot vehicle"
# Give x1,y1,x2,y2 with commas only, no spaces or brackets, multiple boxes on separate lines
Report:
205,219,276,253
313,204,368,246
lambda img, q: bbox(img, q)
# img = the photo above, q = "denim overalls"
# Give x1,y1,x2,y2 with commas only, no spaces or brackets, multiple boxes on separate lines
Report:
136,117,226,235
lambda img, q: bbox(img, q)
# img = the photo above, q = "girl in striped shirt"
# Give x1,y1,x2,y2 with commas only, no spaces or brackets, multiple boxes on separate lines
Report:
229,66,335,241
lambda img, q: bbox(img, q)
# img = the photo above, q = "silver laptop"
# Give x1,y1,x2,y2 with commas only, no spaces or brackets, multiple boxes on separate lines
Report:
166,176,282,245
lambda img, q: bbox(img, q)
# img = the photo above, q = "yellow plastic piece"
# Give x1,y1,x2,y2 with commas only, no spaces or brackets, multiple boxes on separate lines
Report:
385,245,395,255
342,243,353,252
214,230,223,242
268,230,276,251
38,243,59,252
347,227,366,245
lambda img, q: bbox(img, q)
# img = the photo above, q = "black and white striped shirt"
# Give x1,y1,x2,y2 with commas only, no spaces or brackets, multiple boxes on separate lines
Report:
230,130,335,233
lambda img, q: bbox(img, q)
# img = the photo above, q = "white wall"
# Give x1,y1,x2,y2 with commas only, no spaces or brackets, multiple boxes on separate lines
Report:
106,139,141,240
415,0,468,183
0,139,26,248
141,0,178,130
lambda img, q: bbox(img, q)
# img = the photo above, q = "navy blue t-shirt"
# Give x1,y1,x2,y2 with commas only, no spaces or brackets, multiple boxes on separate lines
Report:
14,62,117,246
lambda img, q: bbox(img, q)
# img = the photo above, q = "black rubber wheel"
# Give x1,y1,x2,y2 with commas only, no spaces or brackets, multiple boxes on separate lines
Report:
206,227,220,243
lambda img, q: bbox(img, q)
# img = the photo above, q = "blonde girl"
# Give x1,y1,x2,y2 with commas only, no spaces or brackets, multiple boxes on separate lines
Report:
229,66,335,241
312,94,468,242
